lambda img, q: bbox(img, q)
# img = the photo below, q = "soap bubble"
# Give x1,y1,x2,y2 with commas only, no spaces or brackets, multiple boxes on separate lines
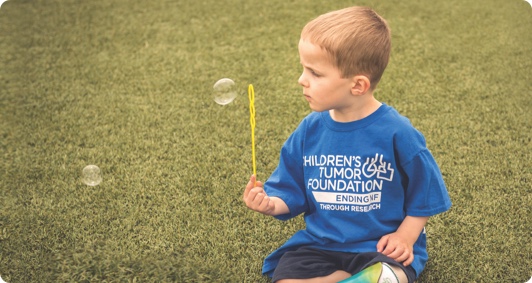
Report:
82,165,102,186
213,78,237,105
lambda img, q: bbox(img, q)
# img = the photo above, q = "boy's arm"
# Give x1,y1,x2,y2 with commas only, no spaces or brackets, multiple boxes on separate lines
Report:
243,175,290,216
376,216,429,266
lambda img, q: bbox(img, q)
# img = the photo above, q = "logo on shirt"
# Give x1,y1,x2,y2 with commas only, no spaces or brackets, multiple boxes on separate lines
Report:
304,153,394,212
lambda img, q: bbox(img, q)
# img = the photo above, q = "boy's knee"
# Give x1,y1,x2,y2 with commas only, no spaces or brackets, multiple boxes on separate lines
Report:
384,263,408,283
338,262,408,283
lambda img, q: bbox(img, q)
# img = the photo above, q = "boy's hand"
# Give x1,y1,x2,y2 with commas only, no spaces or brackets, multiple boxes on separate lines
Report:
376,232,414,266
377,216,428,267
243,175,275,215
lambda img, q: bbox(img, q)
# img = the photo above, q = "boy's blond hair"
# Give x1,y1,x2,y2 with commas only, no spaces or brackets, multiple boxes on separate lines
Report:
301,6,391,89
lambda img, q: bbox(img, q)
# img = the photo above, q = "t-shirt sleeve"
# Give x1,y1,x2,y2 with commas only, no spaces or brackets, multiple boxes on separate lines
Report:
402,149,452,216
264,121,309,221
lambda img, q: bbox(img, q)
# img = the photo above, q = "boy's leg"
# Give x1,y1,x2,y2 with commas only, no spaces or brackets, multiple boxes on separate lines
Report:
272,248,414,283
385,263,408,283
338,262,408,283
272,247,350,282
277,262,408,283
277,270,351,283
341,252,416,283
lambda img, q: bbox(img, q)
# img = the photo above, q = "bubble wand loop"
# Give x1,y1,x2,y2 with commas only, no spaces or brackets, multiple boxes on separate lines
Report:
248,84,257,183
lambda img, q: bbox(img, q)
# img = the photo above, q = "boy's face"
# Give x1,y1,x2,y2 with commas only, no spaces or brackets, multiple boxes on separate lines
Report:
298,39,353,113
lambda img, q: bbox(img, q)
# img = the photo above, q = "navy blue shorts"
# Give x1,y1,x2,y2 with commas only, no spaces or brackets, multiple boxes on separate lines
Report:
272,247,416,283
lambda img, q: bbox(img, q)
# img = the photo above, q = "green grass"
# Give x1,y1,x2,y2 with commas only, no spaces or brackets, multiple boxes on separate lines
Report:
1,0,530,282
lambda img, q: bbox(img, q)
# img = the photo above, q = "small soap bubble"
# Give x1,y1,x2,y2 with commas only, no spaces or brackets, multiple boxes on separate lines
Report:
82,165,102,186
213,78,237,105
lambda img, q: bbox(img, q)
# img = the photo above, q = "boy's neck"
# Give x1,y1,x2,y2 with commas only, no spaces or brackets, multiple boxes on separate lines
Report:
329,95,382,123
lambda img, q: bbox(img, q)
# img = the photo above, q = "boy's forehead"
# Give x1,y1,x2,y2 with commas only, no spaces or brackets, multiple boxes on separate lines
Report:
299,38,318,48
298,39,332,62
298,39,320,55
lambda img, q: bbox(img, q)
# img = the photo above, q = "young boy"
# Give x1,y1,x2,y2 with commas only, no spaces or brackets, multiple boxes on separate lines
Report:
243,6,451,283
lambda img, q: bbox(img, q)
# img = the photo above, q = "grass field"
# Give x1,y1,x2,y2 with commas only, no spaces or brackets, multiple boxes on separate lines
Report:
1,0,531,282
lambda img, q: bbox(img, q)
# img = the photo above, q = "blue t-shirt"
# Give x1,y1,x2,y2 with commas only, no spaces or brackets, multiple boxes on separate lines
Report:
262,104,452,278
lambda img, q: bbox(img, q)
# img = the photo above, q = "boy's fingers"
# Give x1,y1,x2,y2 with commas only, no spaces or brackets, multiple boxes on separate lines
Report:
243,175,256,198
398,253,409,265
387,246,405,260
246,188,260,205
380,241,396,256
403,254,414,266
243,175,270,213
376,235,388,253
382,244,395,256
251,192,267,211
246,188,267,208
258,195,270,211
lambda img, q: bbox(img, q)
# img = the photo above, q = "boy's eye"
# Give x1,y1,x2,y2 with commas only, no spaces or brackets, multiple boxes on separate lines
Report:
301,65,321,77
309,69,320,77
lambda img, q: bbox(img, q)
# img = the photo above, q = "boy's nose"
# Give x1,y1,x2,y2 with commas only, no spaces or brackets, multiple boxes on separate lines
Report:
298,73,307,87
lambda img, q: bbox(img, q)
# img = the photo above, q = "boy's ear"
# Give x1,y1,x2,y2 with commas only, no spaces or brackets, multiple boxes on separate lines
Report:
351,75,371,96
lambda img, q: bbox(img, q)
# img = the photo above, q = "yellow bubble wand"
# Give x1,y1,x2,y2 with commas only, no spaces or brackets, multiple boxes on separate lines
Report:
248,84,257,180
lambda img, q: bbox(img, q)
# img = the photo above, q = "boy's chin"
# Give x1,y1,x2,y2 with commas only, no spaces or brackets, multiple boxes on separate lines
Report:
308,104,328,113
308,105,321,112
306,102,321,112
